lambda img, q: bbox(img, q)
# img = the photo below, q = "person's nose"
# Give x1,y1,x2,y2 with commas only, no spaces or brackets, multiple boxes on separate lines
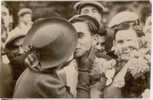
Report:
18,46,24,54
96,44,102,50
76,41,81,49
86,11,93,16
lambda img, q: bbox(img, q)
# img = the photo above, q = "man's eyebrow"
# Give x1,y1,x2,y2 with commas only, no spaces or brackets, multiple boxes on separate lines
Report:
117,40,123,43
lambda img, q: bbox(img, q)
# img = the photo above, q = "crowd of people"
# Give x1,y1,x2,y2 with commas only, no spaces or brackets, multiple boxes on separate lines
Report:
1,1,152,98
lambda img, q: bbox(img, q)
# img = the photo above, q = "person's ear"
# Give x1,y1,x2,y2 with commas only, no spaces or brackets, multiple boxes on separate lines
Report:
91,36,97,47
135,38,140,49
112,40,116,51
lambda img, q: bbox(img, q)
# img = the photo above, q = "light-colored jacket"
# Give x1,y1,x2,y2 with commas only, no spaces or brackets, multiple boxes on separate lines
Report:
57,59,78,97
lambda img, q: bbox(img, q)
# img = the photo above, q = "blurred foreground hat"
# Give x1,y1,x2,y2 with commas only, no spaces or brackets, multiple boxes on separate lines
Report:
23,17,77,70
18,8,32,17
108,11,139,28
74,1,105,14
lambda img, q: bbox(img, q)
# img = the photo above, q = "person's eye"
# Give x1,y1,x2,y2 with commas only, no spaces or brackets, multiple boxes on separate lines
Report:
77,32,84,38
82,9,89,14
127,39,131,42
92,9,98,13
96,42,99,45
117,40,123,44
101,42,105,46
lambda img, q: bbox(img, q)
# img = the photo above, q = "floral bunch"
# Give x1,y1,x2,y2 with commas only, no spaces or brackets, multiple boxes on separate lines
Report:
127,48,150,79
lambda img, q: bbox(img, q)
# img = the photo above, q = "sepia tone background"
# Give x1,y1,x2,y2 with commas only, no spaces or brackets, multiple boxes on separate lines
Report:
5,1,151,28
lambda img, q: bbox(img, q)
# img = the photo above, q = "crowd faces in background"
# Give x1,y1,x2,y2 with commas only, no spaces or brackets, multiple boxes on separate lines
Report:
74,1,108,58
0,1,151,98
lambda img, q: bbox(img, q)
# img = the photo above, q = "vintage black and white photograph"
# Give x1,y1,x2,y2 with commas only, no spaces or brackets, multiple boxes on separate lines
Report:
0,0,152,98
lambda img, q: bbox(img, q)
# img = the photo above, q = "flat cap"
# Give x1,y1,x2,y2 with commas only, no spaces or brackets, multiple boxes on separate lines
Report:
5,30,26,48
108,11,139,28
74,1,105,14
18,8,32,16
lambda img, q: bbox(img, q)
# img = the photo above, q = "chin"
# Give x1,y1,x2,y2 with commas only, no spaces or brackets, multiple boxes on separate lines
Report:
74,51,85,58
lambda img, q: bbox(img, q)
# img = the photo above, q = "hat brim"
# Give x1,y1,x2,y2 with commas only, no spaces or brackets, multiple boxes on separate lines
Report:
5,32,25,49
23,17,77,70
74,1,105,13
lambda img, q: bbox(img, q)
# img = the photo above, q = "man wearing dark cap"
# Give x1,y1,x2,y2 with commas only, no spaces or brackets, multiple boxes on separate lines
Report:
5,31,27,81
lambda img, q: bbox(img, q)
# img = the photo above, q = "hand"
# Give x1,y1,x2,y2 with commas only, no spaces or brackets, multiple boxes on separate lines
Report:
89,65,101,85
142,89,150,98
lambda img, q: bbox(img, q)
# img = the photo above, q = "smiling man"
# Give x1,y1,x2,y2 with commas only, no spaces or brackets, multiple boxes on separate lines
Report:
104,11,150,98
114,29,139,61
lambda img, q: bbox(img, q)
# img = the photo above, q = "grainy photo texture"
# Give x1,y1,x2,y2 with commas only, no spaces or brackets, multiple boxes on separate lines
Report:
0,0,152,98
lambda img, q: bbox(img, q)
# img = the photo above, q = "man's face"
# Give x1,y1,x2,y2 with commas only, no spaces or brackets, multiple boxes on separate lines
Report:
114,29,139,61
80,5,102,24
21,13,32,25
7,37,25,64
72,22,92,57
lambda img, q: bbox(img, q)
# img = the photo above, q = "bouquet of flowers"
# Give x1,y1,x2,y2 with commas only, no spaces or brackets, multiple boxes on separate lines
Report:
127,48,150,79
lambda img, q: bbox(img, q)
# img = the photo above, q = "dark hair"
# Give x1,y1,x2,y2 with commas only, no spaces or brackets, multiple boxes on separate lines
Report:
69,15,99,35
140,5,151,25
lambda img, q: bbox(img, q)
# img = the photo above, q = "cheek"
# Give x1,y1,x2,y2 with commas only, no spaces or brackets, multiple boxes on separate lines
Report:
83,39,92,49
114,44,123,54
79,37,92,50
91,14,101,21
127,40,139,49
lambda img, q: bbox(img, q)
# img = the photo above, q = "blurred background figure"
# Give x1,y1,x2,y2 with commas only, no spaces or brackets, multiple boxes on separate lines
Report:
74,1,105,29
16,8,33,32
1,2,14,98
3,8,33,97
5,31,27,83
2,2,10,55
